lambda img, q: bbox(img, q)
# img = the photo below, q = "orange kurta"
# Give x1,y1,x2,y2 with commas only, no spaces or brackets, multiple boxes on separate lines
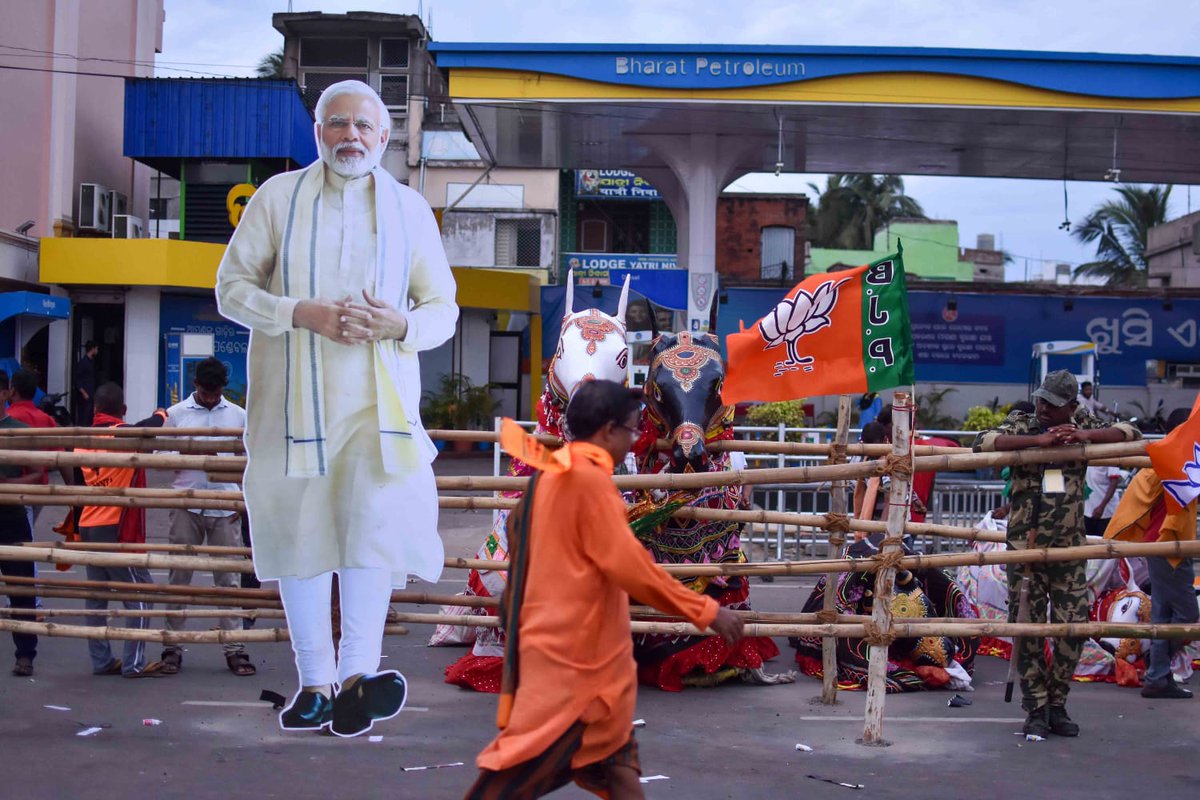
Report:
476,442,719,771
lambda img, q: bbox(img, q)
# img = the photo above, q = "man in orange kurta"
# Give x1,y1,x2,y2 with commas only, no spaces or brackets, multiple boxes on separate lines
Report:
466,380,744,799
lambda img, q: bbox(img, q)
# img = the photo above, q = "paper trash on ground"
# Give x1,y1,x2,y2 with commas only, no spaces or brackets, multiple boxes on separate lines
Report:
640,775,669,784
76,727,104,737
43,705,70,712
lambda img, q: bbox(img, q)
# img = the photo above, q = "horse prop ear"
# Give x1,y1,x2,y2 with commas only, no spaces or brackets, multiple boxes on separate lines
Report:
708,282,720,333
564,269,575,321
646,298,658,339
616,274,631,325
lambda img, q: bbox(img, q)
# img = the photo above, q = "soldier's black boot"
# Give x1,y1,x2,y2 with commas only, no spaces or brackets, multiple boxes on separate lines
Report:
1021,707,1049,738
1047,705,1079,737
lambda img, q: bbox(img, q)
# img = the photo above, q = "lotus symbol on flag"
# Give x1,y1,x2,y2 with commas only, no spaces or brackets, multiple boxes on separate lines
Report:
1162,442,1200,508
758,277,850,375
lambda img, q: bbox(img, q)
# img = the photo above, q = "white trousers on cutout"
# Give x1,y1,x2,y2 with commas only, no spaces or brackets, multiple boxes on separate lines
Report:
277,568,393,687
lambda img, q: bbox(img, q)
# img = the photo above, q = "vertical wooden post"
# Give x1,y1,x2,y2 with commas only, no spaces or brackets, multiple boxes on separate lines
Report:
821,394,853,705
860,390,913,745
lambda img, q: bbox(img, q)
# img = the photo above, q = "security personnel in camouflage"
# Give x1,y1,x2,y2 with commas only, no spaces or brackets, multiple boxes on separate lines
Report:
973,370,1140,738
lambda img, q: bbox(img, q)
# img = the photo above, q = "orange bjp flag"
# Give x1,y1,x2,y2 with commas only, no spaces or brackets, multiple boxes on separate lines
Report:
721,250,914,404
1148,392,1200,513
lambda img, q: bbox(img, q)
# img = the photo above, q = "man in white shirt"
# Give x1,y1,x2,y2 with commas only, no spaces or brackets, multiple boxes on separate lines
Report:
1083,464,1122,536
159,357,254,677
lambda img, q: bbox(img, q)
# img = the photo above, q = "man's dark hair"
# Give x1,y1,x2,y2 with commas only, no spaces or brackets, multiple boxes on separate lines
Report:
194,357,228,391
84,340,97,351
1166,408,1191,433
1080,381,1093,389
1010,400,1035,414
11,370,38,401
94,382,125,416
860,421,888,445
876,404,893,429
565,380,642,441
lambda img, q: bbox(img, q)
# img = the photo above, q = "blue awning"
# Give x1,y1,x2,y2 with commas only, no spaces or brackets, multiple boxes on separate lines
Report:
0,291,70,324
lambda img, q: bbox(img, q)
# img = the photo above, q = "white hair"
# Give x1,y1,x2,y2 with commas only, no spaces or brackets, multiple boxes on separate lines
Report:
313,80,391,134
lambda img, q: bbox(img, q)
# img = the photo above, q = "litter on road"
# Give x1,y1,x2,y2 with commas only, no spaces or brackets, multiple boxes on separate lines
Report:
43,705,70,712
402,761,465,772
795,743,813,752
640,775,669,784
808,775,865,790
76,727,104,737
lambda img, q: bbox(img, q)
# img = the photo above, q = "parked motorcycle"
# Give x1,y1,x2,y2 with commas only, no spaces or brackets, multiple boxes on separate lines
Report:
37,392,73,428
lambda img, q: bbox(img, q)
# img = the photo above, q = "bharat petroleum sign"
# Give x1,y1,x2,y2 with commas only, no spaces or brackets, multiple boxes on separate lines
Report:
615,55,805,80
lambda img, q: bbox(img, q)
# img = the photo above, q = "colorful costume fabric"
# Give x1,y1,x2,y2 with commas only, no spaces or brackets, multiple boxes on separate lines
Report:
631,415,780,691
793,565,980,692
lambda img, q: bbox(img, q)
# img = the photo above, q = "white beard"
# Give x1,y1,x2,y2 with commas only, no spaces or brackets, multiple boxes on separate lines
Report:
320,140,384,179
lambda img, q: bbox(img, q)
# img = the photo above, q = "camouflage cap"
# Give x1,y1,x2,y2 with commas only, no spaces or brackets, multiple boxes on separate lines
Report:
1033,369,1078,407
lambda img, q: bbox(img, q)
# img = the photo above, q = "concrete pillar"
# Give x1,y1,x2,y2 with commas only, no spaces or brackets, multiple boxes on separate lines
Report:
123,287,160,422
635,133,765,332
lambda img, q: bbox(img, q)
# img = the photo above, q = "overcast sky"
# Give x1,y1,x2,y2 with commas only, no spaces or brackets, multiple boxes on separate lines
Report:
159,0,1200,279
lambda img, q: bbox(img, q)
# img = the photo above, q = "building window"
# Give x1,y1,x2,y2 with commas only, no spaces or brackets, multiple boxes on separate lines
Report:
761,225,795,280
380,38,410,69
580,219,608,252
148,198,170,220
300,38,368,68
302,71,369,109
495,219,542,267
380,75,408,109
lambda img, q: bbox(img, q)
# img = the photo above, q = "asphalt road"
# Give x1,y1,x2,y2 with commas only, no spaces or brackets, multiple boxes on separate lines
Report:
3,456,1198,798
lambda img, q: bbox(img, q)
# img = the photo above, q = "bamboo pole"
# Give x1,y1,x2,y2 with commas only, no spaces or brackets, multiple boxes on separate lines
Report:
0,618,408,643
9,537,1196,579
0,574,499,610
822,394,852,705
0,586,283,609
0,426,245,438
23,541,251,556
0,436,245,454
862,392,912,745
0,449,245,472
0,607,286,620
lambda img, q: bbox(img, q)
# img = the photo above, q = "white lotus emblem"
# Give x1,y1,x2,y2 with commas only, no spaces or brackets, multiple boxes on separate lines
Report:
758,277,850,376
1162,442,1200,508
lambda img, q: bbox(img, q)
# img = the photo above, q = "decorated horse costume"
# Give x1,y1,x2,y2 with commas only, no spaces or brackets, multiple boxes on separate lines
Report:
434,274,635,692
631,332,792,690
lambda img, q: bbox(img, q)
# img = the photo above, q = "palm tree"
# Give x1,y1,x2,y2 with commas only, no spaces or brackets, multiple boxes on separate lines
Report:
1072,184,1172,287
806,174,926,249
255,48,285,79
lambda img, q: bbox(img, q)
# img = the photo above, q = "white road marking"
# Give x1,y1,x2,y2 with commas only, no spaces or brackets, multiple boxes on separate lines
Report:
799,716,1022,724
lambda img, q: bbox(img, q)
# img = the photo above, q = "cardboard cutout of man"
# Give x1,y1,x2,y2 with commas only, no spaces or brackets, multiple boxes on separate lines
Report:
216,80,457,737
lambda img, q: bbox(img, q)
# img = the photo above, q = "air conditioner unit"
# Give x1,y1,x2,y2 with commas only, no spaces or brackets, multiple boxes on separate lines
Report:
78,183,112,233
1174,363,1200,379
112,214,144,239
108,190,128,218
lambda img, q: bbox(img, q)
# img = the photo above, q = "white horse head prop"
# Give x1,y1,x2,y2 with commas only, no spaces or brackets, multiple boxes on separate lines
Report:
548,270,630,401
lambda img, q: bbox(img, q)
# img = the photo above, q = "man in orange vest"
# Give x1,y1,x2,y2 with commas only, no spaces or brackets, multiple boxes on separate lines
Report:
77,382,168,678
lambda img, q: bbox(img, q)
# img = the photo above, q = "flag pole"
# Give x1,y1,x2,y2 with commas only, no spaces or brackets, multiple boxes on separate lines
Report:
820,394,853,705
860,389,913,745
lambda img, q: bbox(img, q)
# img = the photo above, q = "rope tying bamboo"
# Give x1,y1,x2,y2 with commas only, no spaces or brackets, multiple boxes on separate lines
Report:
883,453,913,481
862,620,896,647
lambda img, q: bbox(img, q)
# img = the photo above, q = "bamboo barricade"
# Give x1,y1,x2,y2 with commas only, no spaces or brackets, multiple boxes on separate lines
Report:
821,394,853,705
0,619,408,644
0,436,245,454
861,391,913,745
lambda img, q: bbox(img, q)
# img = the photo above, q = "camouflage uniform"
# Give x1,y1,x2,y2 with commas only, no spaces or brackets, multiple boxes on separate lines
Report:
974,408,1140,712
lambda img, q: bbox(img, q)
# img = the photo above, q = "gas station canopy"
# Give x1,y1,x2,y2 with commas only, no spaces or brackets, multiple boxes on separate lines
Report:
431,43,1200,183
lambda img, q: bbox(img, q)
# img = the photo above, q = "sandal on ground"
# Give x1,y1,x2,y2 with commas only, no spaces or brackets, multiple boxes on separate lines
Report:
12,657,34,677
93,658,123,676
226,651,256,677
124,660,170,678
159,649,182,675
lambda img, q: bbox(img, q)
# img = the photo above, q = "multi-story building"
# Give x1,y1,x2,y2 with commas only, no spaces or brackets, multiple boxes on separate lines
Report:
1147,210,1200,289
1,0,164,395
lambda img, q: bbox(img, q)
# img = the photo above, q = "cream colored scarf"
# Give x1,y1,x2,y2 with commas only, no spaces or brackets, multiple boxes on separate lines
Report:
279,162,418,478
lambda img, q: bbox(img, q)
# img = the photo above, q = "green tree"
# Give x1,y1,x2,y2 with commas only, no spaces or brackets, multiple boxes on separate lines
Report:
255,48,285,79
806,174,926,249
1071,184,1172,287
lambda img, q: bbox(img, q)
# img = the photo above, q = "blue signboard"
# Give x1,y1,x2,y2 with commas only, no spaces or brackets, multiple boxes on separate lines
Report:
561,253,686,310
575,170,660,200
158,293,249,407
431,43,1200,98
720,286,1200,387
